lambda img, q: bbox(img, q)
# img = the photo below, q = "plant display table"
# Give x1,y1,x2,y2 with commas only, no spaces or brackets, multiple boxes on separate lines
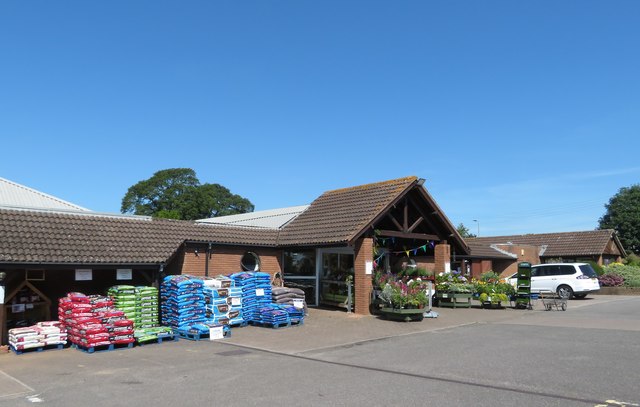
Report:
436,292,472,308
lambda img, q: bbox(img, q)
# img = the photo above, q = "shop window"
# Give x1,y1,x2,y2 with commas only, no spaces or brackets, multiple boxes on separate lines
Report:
283,250,316,276
241,252,261,271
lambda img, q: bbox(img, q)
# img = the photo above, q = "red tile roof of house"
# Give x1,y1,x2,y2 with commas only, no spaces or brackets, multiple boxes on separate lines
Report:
466,229,626,258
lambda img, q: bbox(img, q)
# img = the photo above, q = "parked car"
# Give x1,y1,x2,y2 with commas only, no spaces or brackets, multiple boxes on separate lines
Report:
507,263,600,299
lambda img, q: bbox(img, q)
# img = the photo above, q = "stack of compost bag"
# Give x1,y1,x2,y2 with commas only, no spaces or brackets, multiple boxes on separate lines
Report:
107,285,137,322
272,286,307,313
230,272,258,322
9,321,67,352
227,286,244,325
254,272,273,311
203,276,245,326
254,303,291,327
161,275,206,331
135,286,159,328
59,292,134,349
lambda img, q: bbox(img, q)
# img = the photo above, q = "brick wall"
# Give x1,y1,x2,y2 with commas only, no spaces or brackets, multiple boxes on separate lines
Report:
177,245,282,278
434,243,451,274
354,237,373,315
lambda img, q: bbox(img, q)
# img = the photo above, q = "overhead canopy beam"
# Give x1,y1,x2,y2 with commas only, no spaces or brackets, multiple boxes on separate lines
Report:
378,229,440,241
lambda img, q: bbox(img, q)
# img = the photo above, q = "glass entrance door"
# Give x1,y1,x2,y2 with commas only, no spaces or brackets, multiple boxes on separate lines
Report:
319,248,354,310
283,249,318,306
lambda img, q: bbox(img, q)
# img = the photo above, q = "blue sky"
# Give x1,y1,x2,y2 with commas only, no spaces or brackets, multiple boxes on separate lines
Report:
1,1,639,236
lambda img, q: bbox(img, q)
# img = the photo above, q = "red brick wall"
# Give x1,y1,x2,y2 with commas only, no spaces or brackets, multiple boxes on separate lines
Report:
434,243,451,274
354,237,373,315
177,245,282,278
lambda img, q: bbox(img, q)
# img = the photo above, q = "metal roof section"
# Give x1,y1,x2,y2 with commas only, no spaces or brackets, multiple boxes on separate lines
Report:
0,177,89,211
196,205,309,229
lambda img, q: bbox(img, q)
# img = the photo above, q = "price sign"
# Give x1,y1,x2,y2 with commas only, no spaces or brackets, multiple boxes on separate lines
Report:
209,326,224,341
231,297,241,306
256,288,265,296
292,299,304,309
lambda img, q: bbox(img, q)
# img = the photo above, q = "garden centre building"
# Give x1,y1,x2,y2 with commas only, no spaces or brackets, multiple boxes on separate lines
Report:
0,176,468,344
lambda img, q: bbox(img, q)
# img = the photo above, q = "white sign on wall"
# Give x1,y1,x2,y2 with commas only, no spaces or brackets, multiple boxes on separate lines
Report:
365,261,373,275
75,269,93,281
0,286,4,304
116,269,133,280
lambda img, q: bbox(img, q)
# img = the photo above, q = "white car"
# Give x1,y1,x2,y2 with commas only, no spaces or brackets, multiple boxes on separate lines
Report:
508,263,600,299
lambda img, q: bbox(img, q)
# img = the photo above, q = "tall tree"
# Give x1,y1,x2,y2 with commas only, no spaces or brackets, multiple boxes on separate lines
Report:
598,184,640,254
121,168,254,220
457,223,477,238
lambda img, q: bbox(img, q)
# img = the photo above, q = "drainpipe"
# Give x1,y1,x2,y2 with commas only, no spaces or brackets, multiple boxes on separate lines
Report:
205,243,212,277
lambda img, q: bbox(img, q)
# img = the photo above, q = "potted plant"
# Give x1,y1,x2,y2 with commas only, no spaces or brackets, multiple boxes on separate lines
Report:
377,280,428,322
435,270,474,308
473,271,516,308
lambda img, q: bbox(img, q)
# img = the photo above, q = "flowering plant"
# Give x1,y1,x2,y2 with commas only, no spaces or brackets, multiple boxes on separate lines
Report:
472,271,515,303
378,280,429,309
435,270,474,293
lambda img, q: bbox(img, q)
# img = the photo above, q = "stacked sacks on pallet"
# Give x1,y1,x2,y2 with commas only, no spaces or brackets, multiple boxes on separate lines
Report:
254,304,291,327
227,286,244,325
8,321,67,352
203,284,231,326
277,304,304,324
34,321,68,346
254,272,273,312
272,287,307,314
107,286,137,322
134,326,174,343
230,272,257,322
135,286,159,328
161,275,206,330
59,292,134,349
180,322,230,339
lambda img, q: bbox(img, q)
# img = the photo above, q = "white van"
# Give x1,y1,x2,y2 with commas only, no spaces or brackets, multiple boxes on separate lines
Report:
508,263,600,299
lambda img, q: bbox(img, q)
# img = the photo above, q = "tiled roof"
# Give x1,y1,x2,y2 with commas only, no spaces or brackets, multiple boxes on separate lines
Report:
197,205,309,229
466,230,625,258
0,208,278,264
0,176,469,264
465,240,517,259
277,177,419,246
0,177,89,211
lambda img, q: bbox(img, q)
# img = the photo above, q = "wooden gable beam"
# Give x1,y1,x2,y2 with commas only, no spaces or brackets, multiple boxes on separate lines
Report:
377,229,440,241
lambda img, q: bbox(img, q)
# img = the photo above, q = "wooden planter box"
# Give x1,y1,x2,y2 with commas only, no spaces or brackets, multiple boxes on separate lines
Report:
380,307,425,322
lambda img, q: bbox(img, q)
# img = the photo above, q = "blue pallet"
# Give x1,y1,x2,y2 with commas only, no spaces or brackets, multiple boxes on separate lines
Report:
175,328,231,341
136,334,179,346
11,343,65,355
73,342,133,354
249,320,291,329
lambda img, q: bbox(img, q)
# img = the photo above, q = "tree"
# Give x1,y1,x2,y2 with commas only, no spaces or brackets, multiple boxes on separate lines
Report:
598,184,640,255
457,223,477,238
121,168,254,220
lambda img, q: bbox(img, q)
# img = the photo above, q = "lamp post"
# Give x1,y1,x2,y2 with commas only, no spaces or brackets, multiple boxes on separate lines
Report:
473,219,480,237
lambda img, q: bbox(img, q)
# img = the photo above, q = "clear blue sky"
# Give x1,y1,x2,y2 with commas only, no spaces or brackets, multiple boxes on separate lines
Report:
1,1,639,236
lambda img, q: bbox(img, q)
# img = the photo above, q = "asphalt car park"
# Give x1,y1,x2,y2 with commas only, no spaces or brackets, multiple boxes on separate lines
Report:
1,295,639,406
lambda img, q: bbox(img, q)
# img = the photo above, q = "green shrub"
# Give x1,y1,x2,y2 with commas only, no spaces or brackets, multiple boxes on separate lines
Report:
603,263,640,288
587,260,604,276
623,253,640,267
